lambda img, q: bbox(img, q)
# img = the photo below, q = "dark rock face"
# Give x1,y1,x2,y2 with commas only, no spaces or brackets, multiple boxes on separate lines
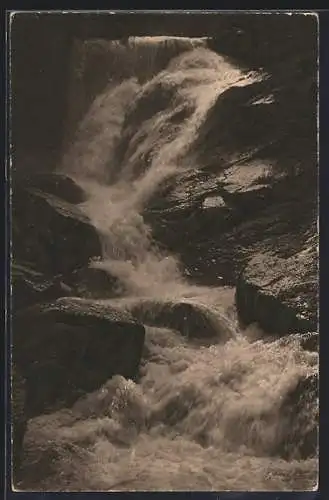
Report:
129,299,236,342
66,265,121,299
11,15,72,178
299,332,319,352
12,263,72,311
14,173,87,204
145,54,317,281
12,182,101,276
13,297,145,418
279,372,318,459
235,241,317,336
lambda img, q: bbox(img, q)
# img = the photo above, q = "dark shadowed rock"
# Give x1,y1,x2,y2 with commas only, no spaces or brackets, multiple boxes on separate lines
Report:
66,265,121,299
128,299,236,342
279,372,318,459
235,240,318,336
14,172,86,204
299,332,319,352
12,263,73,311
12,185,101,277
13,297,145,417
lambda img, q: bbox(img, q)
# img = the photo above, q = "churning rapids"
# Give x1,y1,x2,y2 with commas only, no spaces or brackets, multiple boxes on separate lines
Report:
22,37,318,491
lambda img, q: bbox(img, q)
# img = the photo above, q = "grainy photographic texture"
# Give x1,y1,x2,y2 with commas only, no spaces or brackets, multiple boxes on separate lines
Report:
10,11,318,492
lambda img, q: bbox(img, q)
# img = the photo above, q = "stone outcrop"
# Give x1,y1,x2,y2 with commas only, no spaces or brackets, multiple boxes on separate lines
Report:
65,265,121,299
14,173,86,204
12,263,72,311
12,181,101,277
279,372,318,459
235,239,318,335
13,297,145,418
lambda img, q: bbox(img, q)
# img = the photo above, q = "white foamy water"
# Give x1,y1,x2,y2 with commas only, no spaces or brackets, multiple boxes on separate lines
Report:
22,38,318,491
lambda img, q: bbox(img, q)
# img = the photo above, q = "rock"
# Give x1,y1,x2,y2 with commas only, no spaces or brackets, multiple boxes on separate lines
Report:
235,240,318,335
279,372,318,459
128,299,236,342
12,184,101,276
12,263,72,312
142,52,316,293
14,172,86,204
12,366,27,482
66,265,121,299
299,332,319,352
13,297,145,417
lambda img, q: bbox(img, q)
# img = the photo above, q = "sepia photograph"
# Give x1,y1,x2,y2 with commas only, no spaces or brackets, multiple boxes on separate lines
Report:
9,11,318,492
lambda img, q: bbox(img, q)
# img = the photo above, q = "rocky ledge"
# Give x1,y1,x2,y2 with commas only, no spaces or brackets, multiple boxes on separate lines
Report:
12,174,102,277
236,237,318,335
13,297,145,418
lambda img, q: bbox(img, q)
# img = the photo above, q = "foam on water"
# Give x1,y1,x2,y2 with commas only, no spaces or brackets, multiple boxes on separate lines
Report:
22,331,317,491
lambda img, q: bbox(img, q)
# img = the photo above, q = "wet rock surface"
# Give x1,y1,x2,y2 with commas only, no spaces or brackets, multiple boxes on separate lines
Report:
65,265,121,299
13,172,87,204
12,263,72,311
279,372,318,460
128,299,236,342
235,239,318,335
12,178,101,276
13,297,145,418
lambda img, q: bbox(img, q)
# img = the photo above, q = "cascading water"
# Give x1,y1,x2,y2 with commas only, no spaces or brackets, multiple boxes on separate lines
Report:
25,37,318,491
62,42,258,298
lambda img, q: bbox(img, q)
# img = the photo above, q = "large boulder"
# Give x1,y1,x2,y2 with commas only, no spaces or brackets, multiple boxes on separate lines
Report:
12,185,101,276
127,298,236,342
235,238,318,336
13,297,145,417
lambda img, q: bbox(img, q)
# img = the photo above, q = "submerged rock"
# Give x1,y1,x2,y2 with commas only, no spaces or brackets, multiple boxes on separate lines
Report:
12,185,101,277
13,297,145,417
128,299,236,342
